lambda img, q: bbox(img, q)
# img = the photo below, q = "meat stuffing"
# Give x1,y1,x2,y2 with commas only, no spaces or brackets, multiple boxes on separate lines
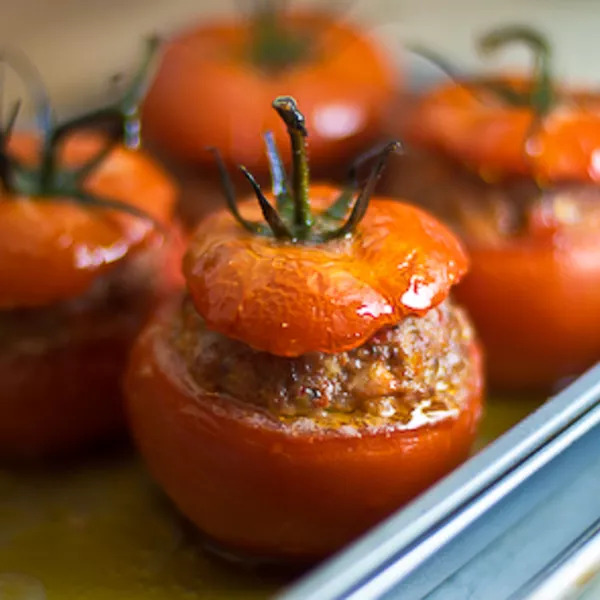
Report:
170,296,478,428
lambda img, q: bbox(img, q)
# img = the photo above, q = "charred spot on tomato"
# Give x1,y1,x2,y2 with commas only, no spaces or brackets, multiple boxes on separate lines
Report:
211,95,401,243
0,39,161,226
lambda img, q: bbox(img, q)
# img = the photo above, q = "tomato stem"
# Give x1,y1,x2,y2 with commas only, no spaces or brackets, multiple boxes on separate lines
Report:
36,35,161,192
44,35,161,170
404,45,464,83
250,1,309,72
0,47,52,134
272,96,313,238
325,141,400,220
263,131,292,216
208,146,266,235
218,97,399,243
0,41,160,227
322,142,401,241
0,100,21,191
478,25,554,118
240,165,293,239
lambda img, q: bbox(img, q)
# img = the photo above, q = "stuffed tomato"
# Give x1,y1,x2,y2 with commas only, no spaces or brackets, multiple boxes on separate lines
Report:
0,42,179,458
126,97,483,559
386,26,600,390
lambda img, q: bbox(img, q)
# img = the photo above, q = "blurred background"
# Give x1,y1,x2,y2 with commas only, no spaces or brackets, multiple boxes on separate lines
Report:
3,0,600,118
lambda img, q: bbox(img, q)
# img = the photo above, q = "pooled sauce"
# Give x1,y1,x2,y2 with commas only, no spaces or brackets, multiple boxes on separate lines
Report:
0,451,286,600
0,393,543,599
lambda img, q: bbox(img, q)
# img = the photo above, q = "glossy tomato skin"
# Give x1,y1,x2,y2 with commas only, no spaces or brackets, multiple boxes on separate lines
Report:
142,12,397,175
404,78,600,183
384,150,600,390
455,228,600,390
184,189,468,357
2,132,177,308
126,302,483,559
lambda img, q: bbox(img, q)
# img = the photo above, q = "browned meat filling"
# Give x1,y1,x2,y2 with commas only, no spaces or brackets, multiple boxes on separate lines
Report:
171,297,477,427
0,245,163,354
384,150,600,243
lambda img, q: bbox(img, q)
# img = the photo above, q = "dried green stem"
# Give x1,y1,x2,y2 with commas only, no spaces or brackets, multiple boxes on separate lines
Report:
404,45,465,83
0,46,52,133
250,0,308,72
69,191,163,231
325,141,401,220
0,41,160,229
478,25,554,117
322,142,402,241
263,131,292,214
240,166,293,239
208,146,264,235
272,96,312,237
48,35,161,154
216,96,399,243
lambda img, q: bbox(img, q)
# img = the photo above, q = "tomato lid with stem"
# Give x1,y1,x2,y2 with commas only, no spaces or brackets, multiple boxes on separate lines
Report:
0,38,176,308
408,25,600,183
184,96,468,357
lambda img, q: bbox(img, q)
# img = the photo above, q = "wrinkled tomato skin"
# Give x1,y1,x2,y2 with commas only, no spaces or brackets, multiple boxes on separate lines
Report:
184,190,468,357
126,304,483,559
456,230,600,390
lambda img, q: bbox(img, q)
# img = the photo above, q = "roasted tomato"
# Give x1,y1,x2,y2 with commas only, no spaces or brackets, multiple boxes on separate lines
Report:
0,42,180,459
126,96,483,559
142,6,397,176
384,25,600,390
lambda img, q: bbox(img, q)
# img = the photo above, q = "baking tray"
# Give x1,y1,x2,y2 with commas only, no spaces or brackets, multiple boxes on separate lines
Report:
0,390,543,599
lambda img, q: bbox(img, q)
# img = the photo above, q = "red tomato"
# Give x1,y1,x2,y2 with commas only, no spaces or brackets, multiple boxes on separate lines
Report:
127,94,483,556
142,11,397,175
456,224,600,389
